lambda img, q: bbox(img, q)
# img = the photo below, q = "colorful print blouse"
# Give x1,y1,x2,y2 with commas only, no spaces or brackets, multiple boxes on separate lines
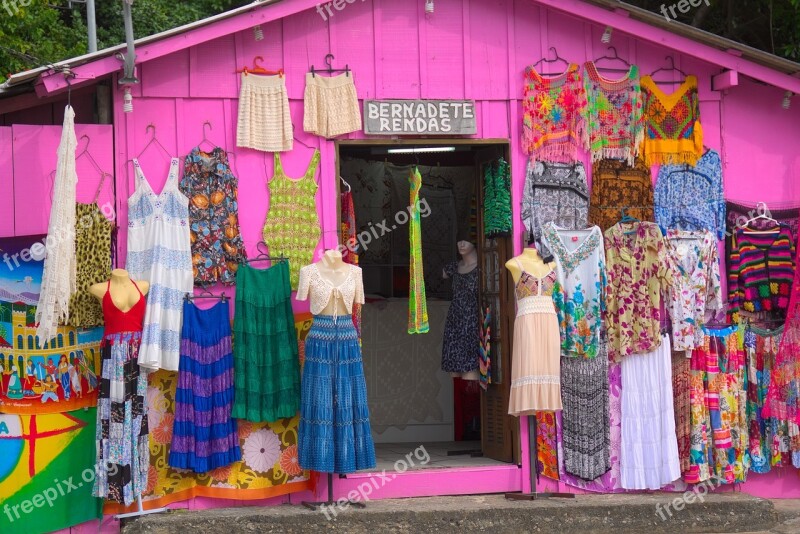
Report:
665,230,723,355
588,157,654,232
180,147,246,284
655,149,725,239
727,225,795,321
583,62,644,166
541,223,606,358
522,64,588,163
604,221,674,362
640,75,703,167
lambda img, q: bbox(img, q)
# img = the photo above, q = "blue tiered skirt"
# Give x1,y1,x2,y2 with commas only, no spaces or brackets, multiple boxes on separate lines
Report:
168,300,241,473
298,315,376,474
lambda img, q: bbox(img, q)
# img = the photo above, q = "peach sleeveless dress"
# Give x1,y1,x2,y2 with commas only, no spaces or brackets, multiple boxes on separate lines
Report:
508,260,564,415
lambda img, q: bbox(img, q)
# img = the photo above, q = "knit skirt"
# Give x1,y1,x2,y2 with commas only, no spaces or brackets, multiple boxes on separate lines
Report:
169,300,240,473
236,73,293,152
93,332,149,506
298,315,376,474
620,335,681,490
232,261,300,422
561,353,610,480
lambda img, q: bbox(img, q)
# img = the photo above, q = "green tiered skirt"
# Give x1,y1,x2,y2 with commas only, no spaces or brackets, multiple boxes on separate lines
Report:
232,261,300,422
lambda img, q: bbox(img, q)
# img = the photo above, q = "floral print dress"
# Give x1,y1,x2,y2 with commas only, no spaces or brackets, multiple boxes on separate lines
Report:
604,221,674,362
180,147,246,285
665,229,723,357
541,223,606,358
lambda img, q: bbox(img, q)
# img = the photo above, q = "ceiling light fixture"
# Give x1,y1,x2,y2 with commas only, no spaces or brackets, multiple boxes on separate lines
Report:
387,146,456,154
783,91,793,110
601,26,613,44
254,25,264,41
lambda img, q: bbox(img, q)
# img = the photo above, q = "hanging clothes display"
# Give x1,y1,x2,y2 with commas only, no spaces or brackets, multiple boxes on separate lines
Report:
69,201,114,327
686,326,749,484
441,262,480,374
236,73,293,152
93,280,149,506
169,299,241,473
582,61,644,165
665,229,723,357
408,167,430,334
521,161,588,257
484,158,512,238
561,349,610,480
745,325,790,474
37,106,78,345
340,188,362,337
639,75,703,166
304,73,362,138
522,64,588,163
672,351,692,475
541,223,606,358
296,263,376,473
231,261,300,423
620,334,681,490
508,261,565,415
604,221,673,362
127,158,193,372
180,147,247,285
727,225,795,322
587,157,654,233
263,150,321,290
655,148,725,239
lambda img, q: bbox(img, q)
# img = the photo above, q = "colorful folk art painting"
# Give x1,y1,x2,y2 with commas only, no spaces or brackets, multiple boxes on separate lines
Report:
0,236,103,414
104,313,314,514
0,409,103,534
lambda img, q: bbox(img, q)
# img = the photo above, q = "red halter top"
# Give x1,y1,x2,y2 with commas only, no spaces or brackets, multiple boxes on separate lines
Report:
102,279,146,337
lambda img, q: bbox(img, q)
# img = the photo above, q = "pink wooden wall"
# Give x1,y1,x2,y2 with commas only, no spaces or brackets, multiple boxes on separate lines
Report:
6,1,798,530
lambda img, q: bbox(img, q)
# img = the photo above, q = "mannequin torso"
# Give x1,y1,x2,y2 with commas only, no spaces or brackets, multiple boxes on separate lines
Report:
314,250,353,316
505,248,555,284
89,269,150,312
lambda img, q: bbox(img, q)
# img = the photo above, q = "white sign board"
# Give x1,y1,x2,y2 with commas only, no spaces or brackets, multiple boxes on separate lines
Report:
363,100,477,135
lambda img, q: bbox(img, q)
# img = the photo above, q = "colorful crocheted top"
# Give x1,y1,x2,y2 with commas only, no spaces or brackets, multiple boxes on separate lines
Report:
640,75,704,166
728,225,795,322
522,64,588,163
583,62,644,166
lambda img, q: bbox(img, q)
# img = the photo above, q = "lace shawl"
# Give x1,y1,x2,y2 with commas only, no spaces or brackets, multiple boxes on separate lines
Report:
36,106,78,344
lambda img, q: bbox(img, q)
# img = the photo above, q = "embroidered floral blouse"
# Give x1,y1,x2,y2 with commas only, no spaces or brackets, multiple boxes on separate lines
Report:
604,221,674,361
665,229,723,356
541,223,606,358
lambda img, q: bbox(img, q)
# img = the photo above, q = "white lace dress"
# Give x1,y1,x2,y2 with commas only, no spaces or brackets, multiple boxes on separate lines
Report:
126,158,192,371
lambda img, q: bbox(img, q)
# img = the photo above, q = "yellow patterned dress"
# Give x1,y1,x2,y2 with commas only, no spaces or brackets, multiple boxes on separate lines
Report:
263,150,321,290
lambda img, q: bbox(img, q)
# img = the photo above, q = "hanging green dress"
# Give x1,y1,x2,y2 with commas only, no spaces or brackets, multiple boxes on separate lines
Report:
408,167,429,334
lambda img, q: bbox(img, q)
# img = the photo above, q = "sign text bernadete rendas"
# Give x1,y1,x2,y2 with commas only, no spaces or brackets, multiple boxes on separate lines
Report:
363,100,477,135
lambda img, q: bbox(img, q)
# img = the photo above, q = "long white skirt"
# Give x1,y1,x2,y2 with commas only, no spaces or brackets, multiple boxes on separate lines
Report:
620,335,681,490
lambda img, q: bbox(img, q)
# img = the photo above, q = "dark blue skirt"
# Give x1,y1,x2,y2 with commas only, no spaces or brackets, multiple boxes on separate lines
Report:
298,315,376,474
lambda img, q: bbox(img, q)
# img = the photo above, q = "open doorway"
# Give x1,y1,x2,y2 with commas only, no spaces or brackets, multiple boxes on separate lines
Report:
336,140,518,473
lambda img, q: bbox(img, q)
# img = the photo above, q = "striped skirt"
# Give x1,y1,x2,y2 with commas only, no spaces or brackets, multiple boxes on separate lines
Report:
298,315,376,474
168,300,240,473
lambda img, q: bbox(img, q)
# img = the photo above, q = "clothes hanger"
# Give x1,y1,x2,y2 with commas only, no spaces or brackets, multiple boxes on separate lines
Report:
237,55,284,77
666,163,713,184
245,241,288,264
75,134,113,204
529,47,571,76
184,285,228,302
649,56,689,85
135,124,174,162
740,202,781,234
591,46,632,74
340,176,351,193
619,207,640,235
197,121,218,152
310,53,350,78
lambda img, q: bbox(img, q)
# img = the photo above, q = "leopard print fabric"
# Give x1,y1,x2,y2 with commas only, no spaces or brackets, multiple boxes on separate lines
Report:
69,202,113,327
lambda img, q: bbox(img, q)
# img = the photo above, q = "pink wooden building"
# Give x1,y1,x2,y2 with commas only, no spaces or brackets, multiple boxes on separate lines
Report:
2,0,800,528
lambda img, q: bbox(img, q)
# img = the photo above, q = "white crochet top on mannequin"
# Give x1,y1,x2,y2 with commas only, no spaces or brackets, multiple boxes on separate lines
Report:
296,263,364,316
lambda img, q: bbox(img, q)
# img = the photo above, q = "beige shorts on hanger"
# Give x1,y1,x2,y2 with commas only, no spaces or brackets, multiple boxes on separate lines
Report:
303,73,362,139
237,73,293,152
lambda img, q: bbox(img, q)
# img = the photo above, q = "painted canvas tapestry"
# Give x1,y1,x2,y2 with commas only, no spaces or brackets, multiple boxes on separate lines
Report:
0,409,104,534
104,313,314,514
0,236,102,414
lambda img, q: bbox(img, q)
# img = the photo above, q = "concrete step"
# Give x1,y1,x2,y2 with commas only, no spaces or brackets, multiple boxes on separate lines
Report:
122,493,784,534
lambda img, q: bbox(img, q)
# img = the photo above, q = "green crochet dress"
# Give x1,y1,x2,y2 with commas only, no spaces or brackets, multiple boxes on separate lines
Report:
408,167,430,334
232,260,301,422
263,150,321,290
484,158,512,237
